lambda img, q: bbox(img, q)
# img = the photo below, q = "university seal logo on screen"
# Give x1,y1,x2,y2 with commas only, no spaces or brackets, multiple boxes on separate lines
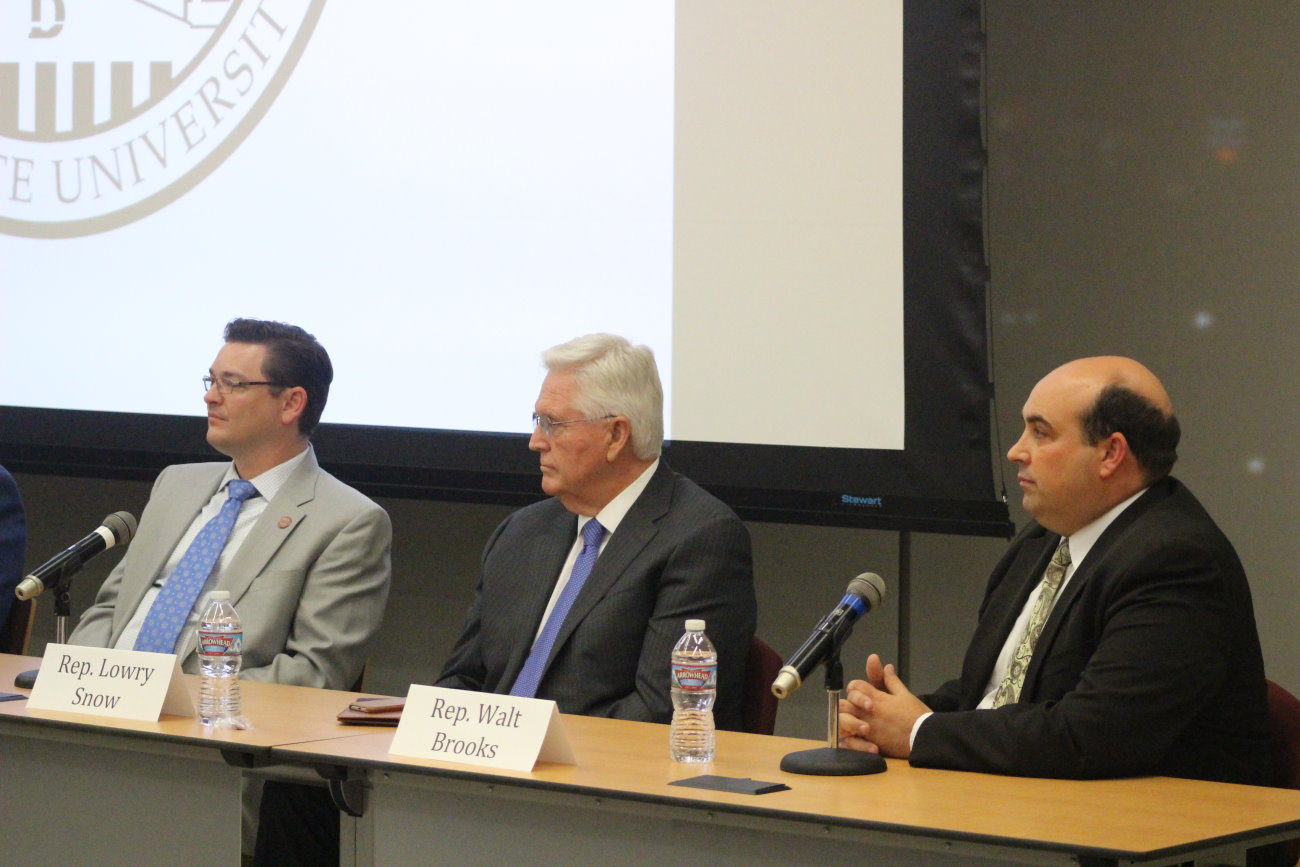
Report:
0,0,324,238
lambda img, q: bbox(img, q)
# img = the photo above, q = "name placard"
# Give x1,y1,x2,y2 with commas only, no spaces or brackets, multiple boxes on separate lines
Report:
389,685,574,772
27,643,194,722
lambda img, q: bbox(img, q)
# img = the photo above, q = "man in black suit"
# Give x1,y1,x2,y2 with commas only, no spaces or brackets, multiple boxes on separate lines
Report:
838,356,1271,785
437,333,757,730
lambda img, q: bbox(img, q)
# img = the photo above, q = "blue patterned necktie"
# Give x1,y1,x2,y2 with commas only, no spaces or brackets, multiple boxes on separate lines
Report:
510,518,606,698
134,479,259,654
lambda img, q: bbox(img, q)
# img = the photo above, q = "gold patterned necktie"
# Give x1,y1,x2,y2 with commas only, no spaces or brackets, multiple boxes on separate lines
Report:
991,536,1071,708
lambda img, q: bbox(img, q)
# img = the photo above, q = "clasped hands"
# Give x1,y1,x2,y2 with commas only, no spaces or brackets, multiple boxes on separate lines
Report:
836,653,931,758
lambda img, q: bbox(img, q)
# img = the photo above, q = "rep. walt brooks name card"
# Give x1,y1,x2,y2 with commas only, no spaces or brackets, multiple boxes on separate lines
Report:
27,643,194,721
389,684,575,772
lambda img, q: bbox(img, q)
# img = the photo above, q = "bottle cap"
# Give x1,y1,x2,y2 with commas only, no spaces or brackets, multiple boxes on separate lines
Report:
685,618,705,631
208,591,231,601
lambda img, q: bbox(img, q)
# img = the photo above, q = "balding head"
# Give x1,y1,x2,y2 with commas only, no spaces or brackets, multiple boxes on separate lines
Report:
1052,357,1180,483
1045,356,1173,418
1009,357,1180,536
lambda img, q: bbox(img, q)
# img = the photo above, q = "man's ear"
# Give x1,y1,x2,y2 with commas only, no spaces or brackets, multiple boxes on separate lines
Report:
1097,431,1130,480
280,386,308,428
605,416,632,462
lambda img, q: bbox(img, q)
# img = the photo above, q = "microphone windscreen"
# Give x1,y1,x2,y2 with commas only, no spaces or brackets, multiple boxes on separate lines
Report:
846,572,886,608
103,511,139,545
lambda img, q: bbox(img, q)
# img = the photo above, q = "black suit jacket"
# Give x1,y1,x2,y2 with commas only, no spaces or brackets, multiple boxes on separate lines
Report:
437,462,756,731
914,476,1271,785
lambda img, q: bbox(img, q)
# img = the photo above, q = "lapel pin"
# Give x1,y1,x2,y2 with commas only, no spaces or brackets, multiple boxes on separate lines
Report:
278,516,292,529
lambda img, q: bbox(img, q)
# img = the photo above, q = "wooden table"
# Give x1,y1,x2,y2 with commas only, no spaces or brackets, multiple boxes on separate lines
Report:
274,713,1300,866
7,651,1300,866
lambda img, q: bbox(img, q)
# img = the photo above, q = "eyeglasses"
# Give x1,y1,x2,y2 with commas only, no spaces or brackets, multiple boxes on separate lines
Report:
202,375,285,395
531,412,615,437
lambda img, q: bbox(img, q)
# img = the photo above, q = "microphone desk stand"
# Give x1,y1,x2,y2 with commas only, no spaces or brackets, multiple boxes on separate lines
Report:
778,635,886,776
12,583,71,690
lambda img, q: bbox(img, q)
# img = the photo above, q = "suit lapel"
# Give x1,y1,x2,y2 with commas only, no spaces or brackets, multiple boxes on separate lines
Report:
502,517,576,684
1022,481,1173,697
224,449,319,603
963,530,1056,707
176,449,318,661
543,462,673,673
110,467,225,644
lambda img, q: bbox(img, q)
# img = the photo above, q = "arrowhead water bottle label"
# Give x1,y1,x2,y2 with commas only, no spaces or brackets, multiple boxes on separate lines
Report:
197,630,243,656
671,661,717,691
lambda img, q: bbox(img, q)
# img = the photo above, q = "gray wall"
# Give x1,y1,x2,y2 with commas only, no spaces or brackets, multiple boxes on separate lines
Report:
9,1,1300,737
984,0,1300,698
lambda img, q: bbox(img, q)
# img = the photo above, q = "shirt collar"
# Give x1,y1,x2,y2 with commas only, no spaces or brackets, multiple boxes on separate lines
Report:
580,458,660,538
1066,486,1146,569
217,444,311,503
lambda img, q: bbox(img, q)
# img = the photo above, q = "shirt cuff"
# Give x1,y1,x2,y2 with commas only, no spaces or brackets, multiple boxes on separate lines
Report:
909,711,933,751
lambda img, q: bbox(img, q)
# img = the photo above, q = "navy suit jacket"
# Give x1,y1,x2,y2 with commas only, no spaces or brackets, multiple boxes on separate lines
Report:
0,465,26,630
913,477,1271,785
437,462,757,731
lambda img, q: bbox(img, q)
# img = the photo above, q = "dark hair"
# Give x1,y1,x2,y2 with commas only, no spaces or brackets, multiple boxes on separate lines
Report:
223,318,332,436
1081,384,1180,482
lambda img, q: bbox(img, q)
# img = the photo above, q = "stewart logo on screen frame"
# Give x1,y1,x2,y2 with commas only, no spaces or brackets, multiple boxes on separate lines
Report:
0,0,324,238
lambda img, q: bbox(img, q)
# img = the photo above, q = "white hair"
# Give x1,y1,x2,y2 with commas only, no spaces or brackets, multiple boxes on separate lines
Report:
542,333,663,460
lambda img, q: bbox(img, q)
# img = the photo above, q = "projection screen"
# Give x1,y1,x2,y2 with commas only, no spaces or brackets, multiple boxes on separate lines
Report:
0,0,1010,536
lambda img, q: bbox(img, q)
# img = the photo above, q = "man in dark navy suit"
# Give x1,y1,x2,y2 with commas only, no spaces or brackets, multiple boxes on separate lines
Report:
259,334,757,866
0,464,27,634
438,332,756,729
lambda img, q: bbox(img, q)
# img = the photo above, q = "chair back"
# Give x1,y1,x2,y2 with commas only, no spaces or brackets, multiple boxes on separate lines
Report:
1265,679,1300,867
741,636,782,736
1269,680,1300,790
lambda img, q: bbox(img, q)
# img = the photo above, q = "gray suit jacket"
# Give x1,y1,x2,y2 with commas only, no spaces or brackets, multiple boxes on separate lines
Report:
437,462,756,730
69,448,391,690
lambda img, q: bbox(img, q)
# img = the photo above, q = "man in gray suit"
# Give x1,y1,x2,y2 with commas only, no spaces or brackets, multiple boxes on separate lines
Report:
437,333,757,730
69,318,391,692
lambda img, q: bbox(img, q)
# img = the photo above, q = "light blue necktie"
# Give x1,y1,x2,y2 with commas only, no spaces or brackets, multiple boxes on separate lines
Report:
510,518,606,698
134,479,258,654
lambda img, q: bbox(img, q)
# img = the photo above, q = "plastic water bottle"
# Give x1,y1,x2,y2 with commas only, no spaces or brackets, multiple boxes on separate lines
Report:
669,619,716,762
197,590,248,729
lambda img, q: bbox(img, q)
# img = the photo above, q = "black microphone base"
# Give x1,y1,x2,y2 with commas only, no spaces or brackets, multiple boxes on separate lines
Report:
780,747,887,776
14,669,37,690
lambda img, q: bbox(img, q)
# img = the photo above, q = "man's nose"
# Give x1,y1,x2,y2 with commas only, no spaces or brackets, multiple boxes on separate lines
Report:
529,425,548,452
1007,432,1028,463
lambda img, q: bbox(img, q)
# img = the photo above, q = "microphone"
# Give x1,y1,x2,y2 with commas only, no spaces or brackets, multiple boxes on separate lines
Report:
771,573,886,699
14,511,138,601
